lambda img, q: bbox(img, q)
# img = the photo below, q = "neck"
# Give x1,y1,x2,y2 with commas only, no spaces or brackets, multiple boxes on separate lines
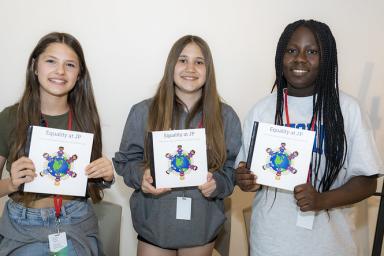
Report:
175,90,202,112
40,94,69,116
287,84,314,97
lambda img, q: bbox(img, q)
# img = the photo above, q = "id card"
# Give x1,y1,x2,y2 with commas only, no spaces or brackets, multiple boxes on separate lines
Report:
176,197,192,220
48,232,68,254
296,209,315,230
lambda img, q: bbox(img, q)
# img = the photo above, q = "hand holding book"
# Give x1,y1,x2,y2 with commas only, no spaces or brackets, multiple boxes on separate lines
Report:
141,168,171,196
294,183,322,212
235,161,261,192
9,156,37,193
198,172,217,197
85,156,114,182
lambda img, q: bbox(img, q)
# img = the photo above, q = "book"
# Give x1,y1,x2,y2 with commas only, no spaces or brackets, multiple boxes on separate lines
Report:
246,122,316,191
23,126,94,196
148,128,208,189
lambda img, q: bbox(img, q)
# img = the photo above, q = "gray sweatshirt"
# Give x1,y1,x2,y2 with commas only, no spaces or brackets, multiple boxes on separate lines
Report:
113,98,241,248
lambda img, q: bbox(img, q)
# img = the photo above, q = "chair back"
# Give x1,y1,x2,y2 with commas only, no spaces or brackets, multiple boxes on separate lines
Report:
93,200,122,256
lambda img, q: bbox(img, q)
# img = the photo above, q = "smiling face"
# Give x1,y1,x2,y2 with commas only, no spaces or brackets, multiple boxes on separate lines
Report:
283,26,320,97
173,42,207,103
36,42,80,99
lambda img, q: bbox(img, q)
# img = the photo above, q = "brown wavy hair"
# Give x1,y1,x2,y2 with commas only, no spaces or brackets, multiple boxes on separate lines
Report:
9,32,103,205
146,35,226,172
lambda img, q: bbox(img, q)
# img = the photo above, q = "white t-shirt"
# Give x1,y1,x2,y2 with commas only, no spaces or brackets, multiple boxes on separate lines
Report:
237,91,383,256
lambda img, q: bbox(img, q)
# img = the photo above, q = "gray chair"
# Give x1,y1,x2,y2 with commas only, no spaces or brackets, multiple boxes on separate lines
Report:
93,200,122,256
214,197,232,256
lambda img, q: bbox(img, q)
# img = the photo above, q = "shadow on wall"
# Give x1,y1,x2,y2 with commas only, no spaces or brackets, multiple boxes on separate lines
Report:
356,62,384,255
358,62,382,133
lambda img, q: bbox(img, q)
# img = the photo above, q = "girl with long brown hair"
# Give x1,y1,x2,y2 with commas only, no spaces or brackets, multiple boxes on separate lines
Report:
114,35,242,256
0,32,114,255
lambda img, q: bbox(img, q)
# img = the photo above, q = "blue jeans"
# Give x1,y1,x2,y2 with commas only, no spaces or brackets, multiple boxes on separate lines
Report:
0,198,99,256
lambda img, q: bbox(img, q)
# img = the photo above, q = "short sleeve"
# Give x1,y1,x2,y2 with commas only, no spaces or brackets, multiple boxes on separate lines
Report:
344,99,383,178
0,106,15,158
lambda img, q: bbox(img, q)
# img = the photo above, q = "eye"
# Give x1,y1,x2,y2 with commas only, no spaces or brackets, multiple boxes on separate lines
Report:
306,49,319,55
196,60,205,65
286,48,297,54
66,63,77,68
178,57,187,64
45,59,56,64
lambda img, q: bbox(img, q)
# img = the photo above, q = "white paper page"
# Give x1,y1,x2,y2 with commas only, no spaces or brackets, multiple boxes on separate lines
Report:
24,126,94,196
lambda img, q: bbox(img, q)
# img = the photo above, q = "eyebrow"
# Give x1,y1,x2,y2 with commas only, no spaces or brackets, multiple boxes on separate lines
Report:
44,55,78,63
178,55,205,61
286,43,319,48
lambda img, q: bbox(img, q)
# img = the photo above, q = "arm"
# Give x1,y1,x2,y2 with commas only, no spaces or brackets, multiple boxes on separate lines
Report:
0,155,13,198
113,104,146,190
294,175,377,212
0,156,36,198
200,106,242,199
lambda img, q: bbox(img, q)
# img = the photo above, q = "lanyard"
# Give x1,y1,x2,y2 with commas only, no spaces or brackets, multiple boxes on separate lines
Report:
42,109,73,220
197,116,203,129
283,89,316,182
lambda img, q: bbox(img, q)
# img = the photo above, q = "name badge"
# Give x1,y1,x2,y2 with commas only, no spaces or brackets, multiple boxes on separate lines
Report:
48,232,68,254
176,197,192,220
296,209,315,230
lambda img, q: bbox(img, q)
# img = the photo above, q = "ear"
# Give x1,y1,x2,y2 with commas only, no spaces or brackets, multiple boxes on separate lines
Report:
31,58,38,75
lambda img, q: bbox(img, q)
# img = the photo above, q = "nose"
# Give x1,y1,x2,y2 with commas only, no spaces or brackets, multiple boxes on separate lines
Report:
185,62,196,72
295,50,307,63
55,63,65,75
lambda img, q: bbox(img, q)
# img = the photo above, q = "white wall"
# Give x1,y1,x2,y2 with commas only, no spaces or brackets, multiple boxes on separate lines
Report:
0,0,383,255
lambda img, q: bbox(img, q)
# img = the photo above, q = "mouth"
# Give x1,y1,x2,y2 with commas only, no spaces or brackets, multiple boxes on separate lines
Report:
291,69,309,75
48,78,67,85
181,75,199,81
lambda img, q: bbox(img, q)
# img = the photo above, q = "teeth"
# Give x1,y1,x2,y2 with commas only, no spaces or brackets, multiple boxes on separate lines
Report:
293,70,308,73
182,76,197,80
49,78,66,84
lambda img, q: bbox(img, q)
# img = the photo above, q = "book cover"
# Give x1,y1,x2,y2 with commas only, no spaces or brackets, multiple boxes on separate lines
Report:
247,122,316,191
148,128,208,189
23,126,94,196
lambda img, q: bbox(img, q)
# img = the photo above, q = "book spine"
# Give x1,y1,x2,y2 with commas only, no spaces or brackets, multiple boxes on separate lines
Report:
246,121,259,169
24,125,33,157
147,132,156,188
21,125,34,192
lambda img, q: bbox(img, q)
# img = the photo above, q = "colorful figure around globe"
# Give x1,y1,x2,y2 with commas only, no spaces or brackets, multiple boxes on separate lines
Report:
262,143,299,180
41,146,78,186
165,145,198,180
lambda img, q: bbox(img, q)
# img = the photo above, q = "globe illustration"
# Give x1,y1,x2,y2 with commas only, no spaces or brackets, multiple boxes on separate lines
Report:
165,145,198,180
263,143,299,180
270,153,290,172
171,155,190,173
47,157,70,177
40,147,77,185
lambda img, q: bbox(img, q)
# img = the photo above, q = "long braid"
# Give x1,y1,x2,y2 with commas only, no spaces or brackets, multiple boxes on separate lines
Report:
273,20,347,192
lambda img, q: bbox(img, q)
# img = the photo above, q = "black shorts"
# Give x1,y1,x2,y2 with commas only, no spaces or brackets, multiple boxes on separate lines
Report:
137,235,217,250
137,235,176,250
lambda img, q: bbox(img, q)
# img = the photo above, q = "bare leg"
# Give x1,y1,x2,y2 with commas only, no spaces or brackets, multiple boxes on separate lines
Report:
177,241,215,256
137,240,177,256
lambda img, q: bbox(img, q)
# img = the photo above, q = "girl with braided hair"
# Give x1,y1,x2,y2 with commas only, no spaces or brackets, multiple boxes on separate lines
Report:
236,19,382,256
